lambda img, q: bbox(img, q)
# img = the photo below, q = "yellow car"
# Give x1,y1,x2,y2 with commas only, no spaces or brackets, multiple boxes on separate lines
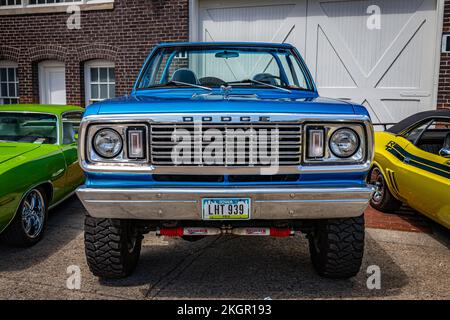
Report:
368,110,450,229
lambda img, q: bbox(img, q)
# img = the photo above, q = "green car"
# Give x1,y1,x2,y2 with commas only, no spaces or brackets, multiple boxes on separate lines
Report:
0,105,85,246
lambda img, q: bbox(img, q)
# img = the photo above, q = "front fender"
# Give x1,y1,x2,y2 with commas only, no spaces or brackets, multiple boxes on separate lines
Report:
0,149,65,234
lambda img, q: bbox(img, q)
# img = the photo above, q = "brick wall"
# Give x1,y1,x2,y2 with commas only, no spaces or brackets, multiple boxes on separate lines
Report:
438,0,450,109
0,0,189,106
2,0,449,111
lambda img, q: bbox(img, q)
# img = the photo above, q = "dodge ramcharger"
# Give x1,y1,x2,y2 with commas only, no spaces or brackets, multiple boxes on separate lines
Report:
76,42,374,279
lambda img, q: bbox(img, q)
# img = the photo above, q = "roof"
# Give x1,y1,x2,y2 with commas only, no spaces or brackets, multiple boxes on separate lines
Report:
156,42,295,49
0,104,84,116
387,109,450,134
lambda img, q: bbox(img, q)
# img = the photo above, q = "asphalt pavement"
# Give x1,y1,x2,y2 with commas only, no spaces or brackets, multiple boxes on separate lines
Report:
0,196,449,300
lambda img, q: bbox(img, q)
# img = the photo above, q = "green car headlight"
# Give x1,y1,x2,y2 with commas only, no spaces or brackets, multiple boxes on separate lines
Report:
92,128,123,159
329,128,360,158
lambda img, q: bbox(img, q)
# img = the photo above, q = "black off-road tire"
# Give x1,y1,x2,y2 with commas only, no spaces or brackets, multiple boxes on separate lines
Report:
84,217,143,279
1,187,48,247
309,215,365,279
368,166,402,213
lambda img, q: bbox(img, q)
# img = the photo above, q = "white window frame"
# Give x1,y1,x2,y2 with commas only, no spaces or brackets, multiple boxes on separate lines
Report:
0,0,22,9
84,60,115,106
0,0,111,8
442,34,450,53
0,0,114,15
0,60,19,105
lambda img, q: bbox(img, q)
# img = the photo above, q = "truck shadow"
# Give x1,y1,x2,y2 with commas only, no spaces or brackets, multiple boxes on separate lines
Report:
0,195,83,272
100,231,410,299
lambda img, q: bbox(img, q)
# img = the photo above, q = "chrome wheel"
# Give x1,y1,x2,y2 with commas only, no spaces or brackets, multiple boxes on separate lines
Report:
370,167,384,205
21,189,46,239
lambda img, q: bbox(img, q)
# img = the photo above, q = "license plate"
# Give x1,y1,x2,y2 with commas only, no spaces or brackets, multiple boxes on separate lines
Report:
202,198,251,220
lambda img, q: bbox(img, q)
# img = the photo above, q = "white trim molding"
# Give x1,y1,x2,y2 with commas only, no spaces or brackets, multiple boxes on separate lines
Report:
433,0,445,109
189,0,199,41
0,0,114,15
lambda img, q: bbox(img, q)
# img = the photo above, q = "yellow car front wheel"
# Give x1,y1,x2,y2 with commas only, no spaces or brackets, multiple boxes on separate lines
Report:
368,167,402,213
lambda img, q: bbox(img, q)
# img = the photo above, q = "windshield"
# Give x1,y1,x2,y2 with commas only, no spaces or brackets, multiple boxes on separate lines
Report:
137,46,313,91
0,112,58,144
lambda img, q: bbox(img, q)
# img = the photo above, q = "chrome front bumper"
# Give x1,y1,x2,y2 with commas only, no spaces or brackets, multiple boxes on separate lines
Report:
76,185,374,220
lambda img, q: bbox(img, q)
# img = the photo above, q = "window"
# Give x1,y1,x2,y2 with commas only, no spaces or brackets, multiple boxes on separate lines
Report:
84,60,115,105
28,0,78,4
62,111,82,144
0,0,77,7
0,112,57,144
137,46,312,91
404,121,431,143
417,119,450,155
0,61,19,105
0,0,111,7
404,118,450,155
442,34,450,53
0,0,22,7
0,1,114,14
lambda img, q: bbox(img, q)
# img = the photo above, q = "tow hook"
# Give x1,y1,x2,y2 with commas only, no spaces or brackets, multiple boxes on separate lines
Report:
157,227,295,237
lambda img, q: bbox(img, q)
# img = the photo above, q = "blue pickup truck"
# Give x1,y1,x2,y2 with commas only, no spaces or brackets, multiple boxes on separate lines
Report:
77,42,374,280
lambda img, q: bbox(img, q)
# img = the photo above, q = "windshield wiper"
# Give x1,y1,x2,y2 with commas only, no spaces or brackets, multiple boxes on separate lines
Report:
227,79,291,93
148,81,212,91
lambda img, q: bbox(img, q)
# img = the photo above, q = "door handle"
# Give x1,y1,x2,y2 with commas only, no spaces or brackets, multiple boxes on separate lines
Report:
51,168,65,178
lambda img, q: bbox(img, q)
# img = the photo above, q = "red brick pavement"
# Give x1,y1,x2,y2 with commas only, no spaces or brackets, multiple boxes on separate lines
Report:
364,205,433,234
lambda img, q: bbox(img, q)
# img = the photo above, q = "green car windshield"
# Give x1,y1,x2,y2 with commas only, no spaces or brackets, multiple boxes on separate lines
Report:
0,112,58,144
137,47,312,91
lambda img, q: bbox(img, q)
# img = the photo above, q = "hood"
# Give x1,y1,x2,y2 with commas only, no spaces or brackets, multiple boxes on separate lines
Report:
0,143,41,164
86,89,368,117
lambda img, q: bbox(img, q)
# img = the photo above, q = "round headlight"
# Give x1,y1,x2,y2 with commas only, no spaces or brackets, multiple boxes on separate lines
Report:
93,129,123,158
329,128,360,158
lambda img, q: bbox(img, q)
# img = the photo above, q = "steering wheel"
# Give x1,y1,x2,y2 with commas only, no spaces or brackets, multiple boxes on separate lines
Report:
199,77,227,87
253,74,286,86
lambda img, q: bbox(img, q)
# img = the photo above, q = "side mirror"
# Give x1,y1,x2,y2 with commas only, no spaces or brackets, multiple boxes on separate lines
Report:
439,147,450,158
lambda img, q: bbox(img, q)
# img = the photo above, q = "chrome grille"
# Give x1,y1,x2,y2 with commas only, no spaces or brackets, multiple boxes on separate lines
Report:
150,123,302,166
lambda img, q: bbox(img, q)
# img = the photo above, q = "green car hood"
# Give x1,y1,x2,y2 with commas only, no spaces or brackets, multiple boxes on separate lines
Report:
0,143,41,164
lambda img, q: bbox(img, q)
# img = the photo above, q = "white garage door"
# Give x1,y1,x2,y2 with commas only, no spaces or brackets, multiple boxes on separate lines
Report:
197,0,440,126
